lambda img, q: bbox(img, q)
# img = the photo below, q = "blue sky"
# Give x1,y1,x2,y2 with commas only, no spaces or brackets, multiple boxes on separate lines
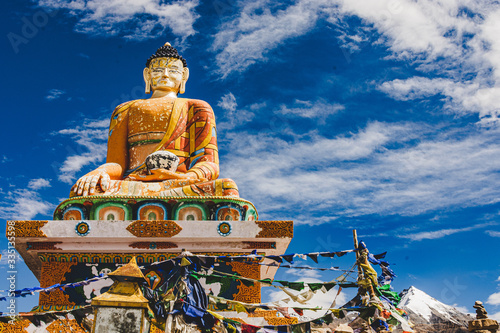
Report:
1,0,500,316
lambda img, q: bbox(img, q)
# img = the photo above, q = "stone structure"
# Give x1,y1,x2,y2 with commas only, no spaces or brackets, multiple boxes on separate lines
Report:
5,43,293,331
468,301,499,333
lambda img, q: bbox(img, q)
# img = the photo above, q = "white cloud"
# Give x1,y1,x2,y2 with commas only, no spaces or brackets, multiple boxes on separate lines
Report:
45,88,66,100
486,230,500,238
212,0,329,77
285,266,322,279
487,291,500,306
221,121,500,224
36,0,200,40
27,178,51,190
379,77,472,102
216,93,256,131
277,99,344,122
210,1,500,122
398,223,494,241
55,118,108,184
342,0,500,121
335,0,478,59
491,311,500,321
452,304,470,315
211,0,479,76
379,77,500,122
0,189,54,220
218,92,237,113
0,249,23,266
84,118,110,128
487,276,500,307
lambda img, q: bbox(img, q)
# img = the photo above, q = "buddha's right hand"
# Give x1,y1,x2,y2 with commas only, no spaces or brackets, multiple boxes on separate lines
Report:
71,163,123,196
72,169,111,197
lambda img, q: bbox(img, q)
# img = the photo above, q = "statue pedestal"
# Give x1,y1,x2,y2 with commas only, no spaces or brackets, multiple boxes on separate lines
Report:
11,218,293,311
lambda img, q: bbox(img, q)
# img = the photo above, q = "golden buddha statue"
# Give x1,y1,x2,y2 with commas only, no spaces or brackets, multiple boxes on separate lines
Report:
71,43,239,198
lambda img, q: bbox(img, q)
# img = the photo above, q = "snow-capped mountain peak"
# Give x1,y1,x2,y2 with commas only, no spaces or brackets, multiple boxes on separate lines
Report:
399,286,472,332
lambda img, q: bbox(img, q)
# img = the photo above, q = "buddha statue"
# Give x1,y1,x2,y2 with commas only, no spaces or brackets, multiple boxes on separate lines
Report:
71,43,239,198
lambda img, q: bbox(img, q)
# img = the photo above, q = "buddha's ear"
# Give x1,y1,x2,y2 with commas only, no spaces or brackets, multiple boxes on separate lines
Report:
143,67,151,94
180,67,189,94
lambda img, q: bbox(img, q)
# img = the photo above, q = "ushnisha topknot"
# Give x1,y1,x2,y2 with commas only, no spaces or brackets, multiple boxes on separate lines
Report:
145,42,187,68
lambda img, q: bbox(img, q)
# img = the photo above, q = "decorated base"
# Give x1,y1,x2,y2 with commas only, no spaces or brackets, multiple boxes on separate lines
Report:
54,195,258,221
10,218,293,308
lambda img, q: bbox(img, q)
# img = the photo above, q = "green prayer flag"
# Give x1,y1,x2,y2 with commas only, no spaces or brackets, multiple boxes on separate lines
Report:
241,279,254,288
307,283,324,292
288,282,305,291
323,282,337,291
259,278,273,285
278,281,290,287
376,285,401,306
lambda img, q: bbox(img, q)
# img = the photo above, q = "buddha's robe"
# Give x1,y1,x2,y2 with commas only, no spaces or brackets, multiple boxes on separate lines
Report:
85,97,238,197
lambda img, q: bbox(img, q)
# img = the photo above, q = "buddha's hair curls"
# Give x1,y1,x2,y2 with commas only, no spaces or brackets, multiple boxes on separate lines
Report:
145,43,187,68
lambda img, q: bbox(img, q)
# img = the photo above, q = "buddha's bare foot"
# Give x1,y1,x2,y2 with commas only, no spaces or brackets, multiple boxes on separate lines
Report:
128,169,206,182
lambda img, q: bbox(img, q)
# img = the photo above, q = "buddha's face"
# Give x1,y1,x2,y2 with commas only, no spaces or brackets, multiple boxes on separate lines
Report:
144,57,189,95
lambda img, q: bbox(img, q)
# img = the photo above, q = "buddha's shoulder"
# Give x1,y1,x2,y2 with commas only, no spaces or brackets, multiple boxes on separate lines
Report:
184,98,213,111
110,98,213,117
111,99,141,117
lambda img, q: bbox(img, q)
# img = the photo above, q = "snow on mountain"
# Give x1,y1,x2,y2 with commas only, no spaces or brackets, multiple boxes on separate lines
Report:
399,286,472,332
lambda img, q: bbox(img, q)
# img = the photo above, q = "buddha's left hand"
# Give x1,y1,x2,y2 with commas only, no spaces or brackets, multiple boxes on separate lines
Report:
128,169,207,182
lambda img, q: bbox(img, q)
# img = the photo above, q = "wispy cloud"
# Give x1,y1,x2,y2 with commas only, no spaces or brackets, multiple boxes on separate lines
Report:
277,99,344,122
285,266,322,279
338,0,500,122
488,292,500,306
398,223,494,242
487,276,500,307
212,0,329,77
485,230,500,237
55,118,108,184
491,311,500,321
216,92,256,131
36,0,200,40
45,88,66,100
221,121,500,224
218,92,237,113
0,249,23,266
211,1,500,122
0,185,54,220
27,178,51,190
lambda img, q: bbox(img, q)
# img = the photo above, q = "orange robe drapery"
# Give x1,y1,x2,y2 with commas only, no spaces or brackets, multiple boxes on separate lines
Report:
99,98,238,197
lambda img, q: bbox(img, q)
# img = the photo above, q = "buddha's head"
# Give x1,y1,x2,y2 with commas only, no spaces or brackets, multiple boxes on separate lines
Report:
143,43,189,96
